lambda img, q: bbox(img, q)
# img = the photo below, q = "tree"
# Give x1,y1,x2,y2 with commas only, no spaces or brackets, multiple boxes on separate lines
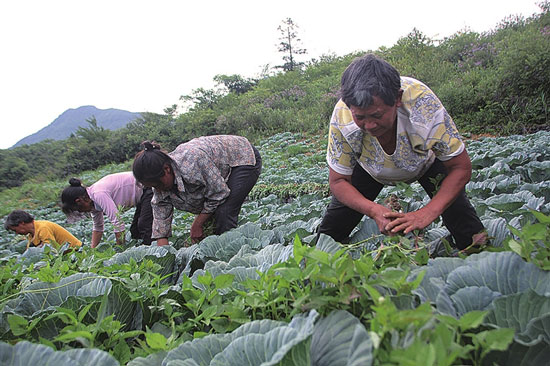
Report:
64,117,115,173
213,74,257,95
0,150,29,189
180,87,223,111
276,18,307,72
163,104,179,117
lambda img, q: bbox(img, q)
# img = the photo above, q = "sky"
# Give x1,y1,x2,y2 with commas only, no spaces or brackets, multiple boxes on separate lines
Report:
0,0,542,149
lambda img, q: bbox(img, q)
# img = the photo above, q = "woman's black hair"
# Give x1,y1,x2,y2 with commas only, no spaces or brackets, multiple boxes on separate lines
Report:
132,141,174,183
60,178,88,214
4,210,33,230
340,53,401,108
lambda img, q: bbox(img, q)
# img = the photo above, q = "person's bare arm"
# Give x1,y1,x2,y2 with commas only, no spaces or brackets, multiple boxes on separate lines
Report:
156,237,169,246
190,212,213,243
115,231,125,246
385,149,472,234
328,168,394,234
91,230,103,248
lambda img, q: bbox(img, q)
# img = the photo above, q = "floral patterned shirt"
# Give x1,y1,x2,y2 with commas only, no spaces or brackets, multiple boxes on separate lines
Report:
327,77,464,185
151,135,256,239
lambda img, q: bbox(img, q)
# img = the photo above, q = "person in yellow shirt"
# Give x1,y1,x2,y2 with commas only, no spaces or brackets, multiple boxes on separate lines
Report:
4,210,82,251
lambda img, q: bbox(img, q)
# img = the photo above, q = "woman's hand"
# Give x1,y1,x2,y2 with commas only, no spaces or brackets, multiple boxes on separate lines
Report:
190,216,206,243
190,222,204,243
190,213,213,243
383,207,439,234
156,238,169,246
370,203,397,235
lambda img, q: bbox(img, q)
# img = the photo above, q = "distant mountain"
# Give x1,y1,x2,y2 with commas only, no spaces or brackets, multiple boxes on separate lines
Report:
12,106,142,148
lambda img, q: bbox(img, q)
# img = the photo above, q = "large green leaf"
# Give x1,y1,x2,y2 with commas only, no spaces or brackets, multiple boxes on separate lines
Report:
104,245,177,283
272,217,320,243
225,243,293,272
413,252,550,317
484,290,550,346
209,310,318,366
63,348,120,366
162,318,287,365
482,217,510,247
10,273,109,316
0,341,72,365
483,340,550,366
350,217,380,245
310,310,373,366
0,341,119,366
162,334,233,365
196,231,262,263
448,286,501,317
2,273,139,335
235,222,276,246
410,257,465,303
126,351,167,366
483,191,537,212
444,252,550,297
315,233,343,254
521,160,550,183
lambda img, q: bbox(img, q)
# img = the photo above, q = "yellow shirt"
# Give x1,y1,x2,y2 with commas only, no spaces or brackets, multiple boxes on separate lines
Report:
326,77,464,185
27,220,82,250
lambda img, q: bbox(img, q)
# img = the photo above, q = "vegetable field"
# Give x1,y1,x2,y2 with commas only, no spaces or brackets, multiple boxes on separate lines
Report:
1,131,550,365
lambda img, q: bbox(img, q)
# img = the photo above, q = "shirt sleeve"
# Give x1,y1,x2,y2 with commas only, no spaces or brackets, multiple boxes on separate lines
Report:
326,105,358,176
151,194,174,239
92,192,125,232
402,79,464,161
425,110,465,161
90,210,105,232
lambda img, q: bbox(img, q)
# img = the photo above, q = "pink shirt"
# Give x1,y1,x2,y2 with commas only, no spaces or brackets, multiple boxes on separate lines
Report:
87,172,143,233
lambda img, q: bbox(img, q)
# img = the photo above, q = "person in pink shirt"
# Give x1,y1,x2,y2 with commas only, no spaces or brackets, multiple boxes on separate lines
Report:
61,171,152,248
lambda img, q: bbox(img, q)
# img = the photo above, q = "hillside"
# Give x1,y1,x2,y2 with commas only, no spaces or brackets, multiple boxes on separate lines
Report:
12,105,141,148
1,5,548,190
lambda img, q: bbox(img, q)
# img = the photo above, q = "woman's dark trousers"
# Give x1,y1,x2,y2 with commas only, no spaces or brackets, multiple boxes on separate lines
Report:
213,146,262,235
317,159,485,250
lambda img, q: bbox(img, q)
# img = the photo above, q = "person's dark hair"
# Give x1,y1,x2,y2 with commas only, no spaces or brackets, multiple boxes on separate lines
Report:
4,210,33,230
340,53,401,108
60,178,88,214
132,141,174,183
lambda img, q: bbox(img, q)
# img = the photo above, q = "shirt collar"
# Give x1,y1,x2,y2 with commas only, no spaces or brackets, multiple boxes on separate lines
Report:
172,162,186,193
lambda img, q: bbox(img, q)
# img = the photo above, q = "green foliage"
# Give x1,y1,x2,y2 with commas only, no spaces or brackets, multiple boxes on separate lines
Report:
213,74,257,95
1,130,550,364
505,210,550,269
0,151,29,188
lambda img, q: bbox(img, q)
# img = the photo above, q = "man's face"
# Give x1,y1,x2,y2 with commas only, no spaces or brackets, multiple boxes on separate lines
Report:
141,164,175,191
350,94,402,138
75,197,93,212
9,222,32,235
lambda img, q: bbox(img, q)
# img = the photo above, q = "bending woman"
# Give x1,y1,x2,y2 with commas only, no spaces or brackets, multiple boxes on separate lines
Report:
132,135,262,245
5,210,82,251
61,171,153,248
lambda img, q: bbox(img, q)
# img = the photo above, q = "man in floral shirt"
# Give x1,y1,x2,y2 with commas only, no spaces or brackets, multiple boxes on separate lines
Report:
318,54,486,251
132,135,262,245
